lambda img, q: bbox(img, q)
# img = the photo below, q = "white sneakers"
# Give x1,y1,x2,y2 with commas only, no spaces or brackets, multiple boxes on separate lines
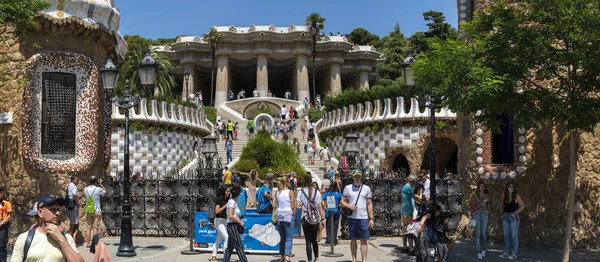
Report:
499,252,517,259
499,252,510,258
477,250,486,259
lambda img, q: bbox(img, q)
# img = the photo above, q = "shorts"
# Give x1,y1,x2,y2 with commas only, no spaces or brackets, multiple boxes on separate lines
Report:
219,129,225,135
308,151,315,157
402,214,413,229
65,208,79,225
86,212,102,229
348,218,370,240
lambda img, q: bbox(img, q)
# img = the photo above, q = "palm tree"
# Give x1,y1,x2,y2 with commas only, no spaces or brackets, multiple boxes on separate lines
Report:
305,13,325,105
204,27,224,106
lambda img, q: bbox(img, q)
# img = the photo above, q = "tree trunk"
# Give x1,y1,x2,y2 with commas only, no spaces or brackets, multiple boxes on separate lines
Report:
312,35,316,106
210,48,216,107
562,132,576,262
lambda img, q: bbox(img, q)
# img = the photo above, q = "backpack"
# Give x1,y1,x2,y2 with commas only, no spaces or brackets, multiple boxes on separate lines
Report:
24,225,67,261
300,188,320,225
85,187,97,214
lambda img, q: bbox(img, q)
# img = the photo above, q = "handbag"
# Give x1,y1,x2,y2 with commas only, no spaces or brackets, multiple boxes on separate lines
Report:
404,219,420,238
64,184,75,210
468,218,477,228
342,185,363,216
237,224,245,234
271,192,279,225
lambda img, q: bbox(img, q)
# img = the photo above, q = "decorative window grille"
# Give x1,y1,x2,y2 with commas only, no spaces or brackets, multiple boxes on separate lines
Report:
41,72,77,156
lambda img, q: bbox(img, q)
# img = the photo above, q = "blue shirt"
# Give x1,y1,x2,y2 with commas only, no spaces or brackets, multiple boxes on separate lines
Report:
237,188,248,215
226,141,232,151
328,170,335,182
322,192,343,217
256,185,271,212
401,184,414,215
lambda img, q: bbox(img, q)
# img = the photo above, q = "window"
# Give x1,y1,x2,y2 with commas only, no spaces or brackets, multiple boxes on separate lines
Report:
41,72,77,156
492,114,514,164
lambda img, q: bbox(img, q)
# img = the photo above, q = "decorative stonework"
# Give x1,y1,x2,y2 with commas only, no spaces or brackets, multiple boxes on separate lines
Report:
22,52,99,173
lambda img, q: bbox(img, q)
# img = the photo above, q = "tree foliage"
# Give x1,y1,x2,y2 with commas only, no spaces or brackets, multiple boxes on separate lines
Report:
236,130,305,179
374,23,409,87
0,0,49,36
409,10,458,56
346,27,381,48
323,84,405,112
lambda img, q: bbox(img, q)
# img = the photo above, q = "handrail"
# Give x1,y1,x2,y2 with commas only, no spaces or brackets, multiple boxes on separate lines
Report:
318,96,456,133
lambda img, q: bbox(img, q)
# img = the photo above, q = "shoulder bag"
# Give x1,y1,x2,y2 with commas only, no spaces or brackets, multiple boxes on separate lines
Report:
342,185,363,216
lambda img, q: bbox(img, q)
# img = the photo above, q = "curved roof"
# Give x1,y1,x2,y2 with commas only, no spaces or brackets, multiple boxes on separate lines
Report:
213,24,308,33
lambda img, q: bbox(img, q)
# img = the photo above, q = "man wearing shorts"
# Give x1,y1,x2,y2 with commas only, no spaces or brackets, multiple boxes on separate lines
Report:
65,176,80,244
84,176,106,248
341,172,374,262
401,175,417,254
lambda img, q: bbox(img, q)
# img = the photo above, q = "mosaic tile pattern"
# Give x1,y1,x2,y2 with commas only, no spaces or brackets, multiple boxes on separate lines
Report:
22,52,99,173
109,129,199,174
327,126,428,167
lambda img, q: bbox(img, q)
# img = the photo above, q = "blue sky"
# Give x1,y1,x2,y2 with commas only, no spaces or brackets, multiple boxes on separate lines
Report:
116,0,458,40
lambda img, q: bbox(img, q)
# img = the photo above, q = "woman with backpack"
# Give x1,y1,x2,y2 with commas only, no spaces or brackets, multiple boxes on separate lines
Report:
276,176,296,262
223,185,248,262
297,174,325,262
211,186,230,262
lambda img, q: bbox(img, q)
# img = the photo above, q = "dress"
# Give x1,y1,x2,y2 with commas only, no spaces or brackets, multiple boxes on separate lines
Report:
246,176,258,208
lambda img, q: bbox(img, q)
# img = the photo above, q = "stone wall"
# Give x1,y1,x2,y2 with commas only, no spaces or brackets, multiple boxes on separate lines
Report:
0,16,116,245
457,113,600,249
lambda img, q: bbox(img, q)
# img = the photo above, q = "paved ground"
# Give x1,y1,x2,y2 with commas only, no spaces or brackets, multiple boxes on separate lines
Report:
53,237,600,262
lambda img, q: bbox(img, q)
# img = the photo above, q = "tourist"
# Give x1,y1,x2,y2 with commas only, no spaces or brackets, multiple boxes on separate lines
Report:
297,175,325,262
322,183,342,246
288,106,295,120
267,90,273,97
0,187,12,261
308,128,315,142
419,170,432,201
246,169,258,208
212,186,230,262
401,175,417,254
301,119,307,136
276,176,296,262
306,140,316,165
437,212,456,261
233,122,238,140
319,147,330,167
328,166,335,182
316,95,321,108
266,169,275,189
223,167,233,187
256,180,273,214
237,89,245,99
498,182,524,260
472,180,490,260
289,172,298,191
232,177,248,216
414,184,428,217
284,90,292,100
84,176,106,248
217,119,225,140
417,204,443,260
65,176,80,245
281,105,287,120
223,185,248,262
10,194,83,262
197,91,203,105
253,89,259,97
225,139,233,164
247,118,255,136
304,97,309,109
320,173,330,193
226,120,234,141
340,171,375,262
228,90,235,101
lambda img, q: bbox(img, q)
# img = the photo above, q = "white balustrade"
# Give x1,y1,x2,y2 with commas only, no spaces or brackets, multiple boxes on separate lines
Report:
318,96,457,132
111,98,210,134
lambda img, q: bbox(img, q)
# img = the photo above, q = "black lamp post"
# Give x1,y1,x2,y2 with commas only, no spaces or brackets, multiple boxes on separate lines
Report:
138,49,159,97
184,69,191,101
400,50,437,205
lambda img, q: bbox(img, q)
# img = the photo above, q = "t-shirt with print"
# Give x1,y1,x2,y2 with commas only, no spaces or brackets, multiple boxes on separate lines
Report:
296,187,322,220
226,199,240,224
401,184,414,215
0,201,12,221
342,184,372,220
11,229,79,262
84,185,105,213
322,191,343,217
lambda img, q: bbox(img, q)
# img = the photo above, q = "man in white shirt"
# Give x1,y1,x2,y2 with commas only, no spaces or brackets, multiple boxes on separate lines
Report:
280,105,287,120
253,89,260,97
65,175,79,244
340,172,375,262
10,195,83,262
84,176,106,248
419,170,432,201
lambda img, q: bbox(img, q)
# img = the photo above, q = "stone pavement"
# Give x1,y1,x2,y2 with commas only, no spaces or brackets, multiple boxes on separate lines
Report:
12,236,597,261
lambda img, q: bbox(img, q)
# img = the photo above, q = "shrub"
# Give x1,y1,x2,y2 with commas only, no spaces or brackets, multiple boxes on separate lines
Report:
204,106,217,123
307,107,324,122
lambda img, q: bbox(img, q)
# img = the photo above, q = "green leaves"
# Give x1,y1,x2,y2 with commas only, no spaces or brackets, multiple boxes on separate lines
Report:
0,0,49,36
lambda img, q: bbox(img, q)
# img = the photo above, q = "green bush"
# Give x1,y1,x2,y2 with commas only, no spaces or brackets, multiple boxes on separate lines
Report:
235,130,306,179
323,83,406,111
204,106,217,123
307,107,324,122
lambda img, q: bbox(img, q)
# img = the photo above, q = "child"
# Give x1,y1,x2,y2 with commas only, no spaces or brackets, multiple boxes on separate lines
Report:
435,213,455,262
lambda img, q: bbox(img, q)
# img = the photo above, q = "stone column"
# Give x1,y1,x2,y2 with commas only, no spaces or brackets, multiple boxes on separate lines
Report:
328,57,344,95
256,53,269,97
295,53,309,102
358,65,372,90
183,63,195,100
214,54,229,106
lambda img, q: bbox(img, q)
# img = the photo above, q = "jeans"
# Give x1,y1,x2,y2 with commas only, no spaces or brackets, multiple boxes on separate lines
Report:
0,223,8,262
212,218,228,257
226,151,232,163
325,212,340,244
502,212,519,253
474,211,488,252
277,221,294,256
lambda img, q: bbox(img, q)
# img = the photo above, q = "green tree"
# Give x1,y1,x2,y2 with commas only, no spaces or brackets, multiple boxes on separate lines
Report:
203,27,224,106
409,11,458,56
412,1,600,260
346,27,380,47
373,23,409,89
151,37,179,46
236,130,305,178
306,13,325,105
119,35,176,97
0,0,49,36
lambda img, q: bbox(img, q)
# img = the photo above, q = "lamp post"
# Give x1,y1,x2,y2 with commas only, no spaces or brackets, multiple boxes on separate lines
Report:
400,50,437,205
184,69,191,101
138,49,159,97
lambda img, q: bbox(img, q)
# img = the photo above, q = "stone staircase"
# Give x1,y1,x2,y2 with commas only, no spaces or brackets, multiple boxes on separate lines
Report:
292,127,328,176
215,120,248,165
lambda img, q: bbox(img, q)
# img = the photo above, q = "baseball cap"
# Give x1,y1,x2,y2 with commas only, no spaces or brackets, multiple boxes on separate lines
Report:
26,202,38,216
352,171,363,177
233,176,242,184
34,194,67,210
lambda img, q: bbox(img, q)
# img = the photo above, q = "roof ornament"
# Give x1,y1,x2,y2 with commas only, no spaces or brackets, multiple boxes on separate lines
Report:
229,25,237,32
268,25,276,31
249,24,256,32
288,24,296,32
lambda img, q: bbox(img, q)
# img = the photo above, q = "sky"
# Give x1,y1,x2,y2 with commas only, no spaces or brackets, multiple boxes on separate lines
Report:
116,0,458,40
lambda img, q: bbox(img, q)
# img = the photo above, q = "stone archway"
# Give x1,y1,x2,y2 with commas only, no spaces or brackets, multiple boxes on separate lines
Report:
242,100,281,118
392,153,410,174
421,137,458,174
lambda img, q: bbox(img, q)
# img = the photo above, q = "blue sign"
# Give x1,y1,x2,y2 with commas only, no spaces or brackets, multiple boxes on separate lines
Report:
193,210,302,254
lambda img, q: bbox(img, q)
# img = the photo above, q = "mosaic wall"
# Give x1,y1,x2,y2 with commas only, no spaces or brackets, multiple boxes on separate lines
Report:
109,129,199,175
327,126,428,167
22,51,99,173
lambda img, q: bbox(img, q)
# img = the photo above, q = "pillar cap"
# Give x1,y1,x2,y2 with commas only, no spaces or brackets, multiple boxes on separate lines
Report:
292,49,312,56
327,57,344,64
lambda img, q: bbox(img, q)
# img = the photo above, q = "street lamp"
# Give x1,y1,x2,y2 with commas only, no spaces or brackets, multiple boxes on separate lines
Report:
184,69,191,101
400,50,437,205
138,49,159,97
339,134,363,177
